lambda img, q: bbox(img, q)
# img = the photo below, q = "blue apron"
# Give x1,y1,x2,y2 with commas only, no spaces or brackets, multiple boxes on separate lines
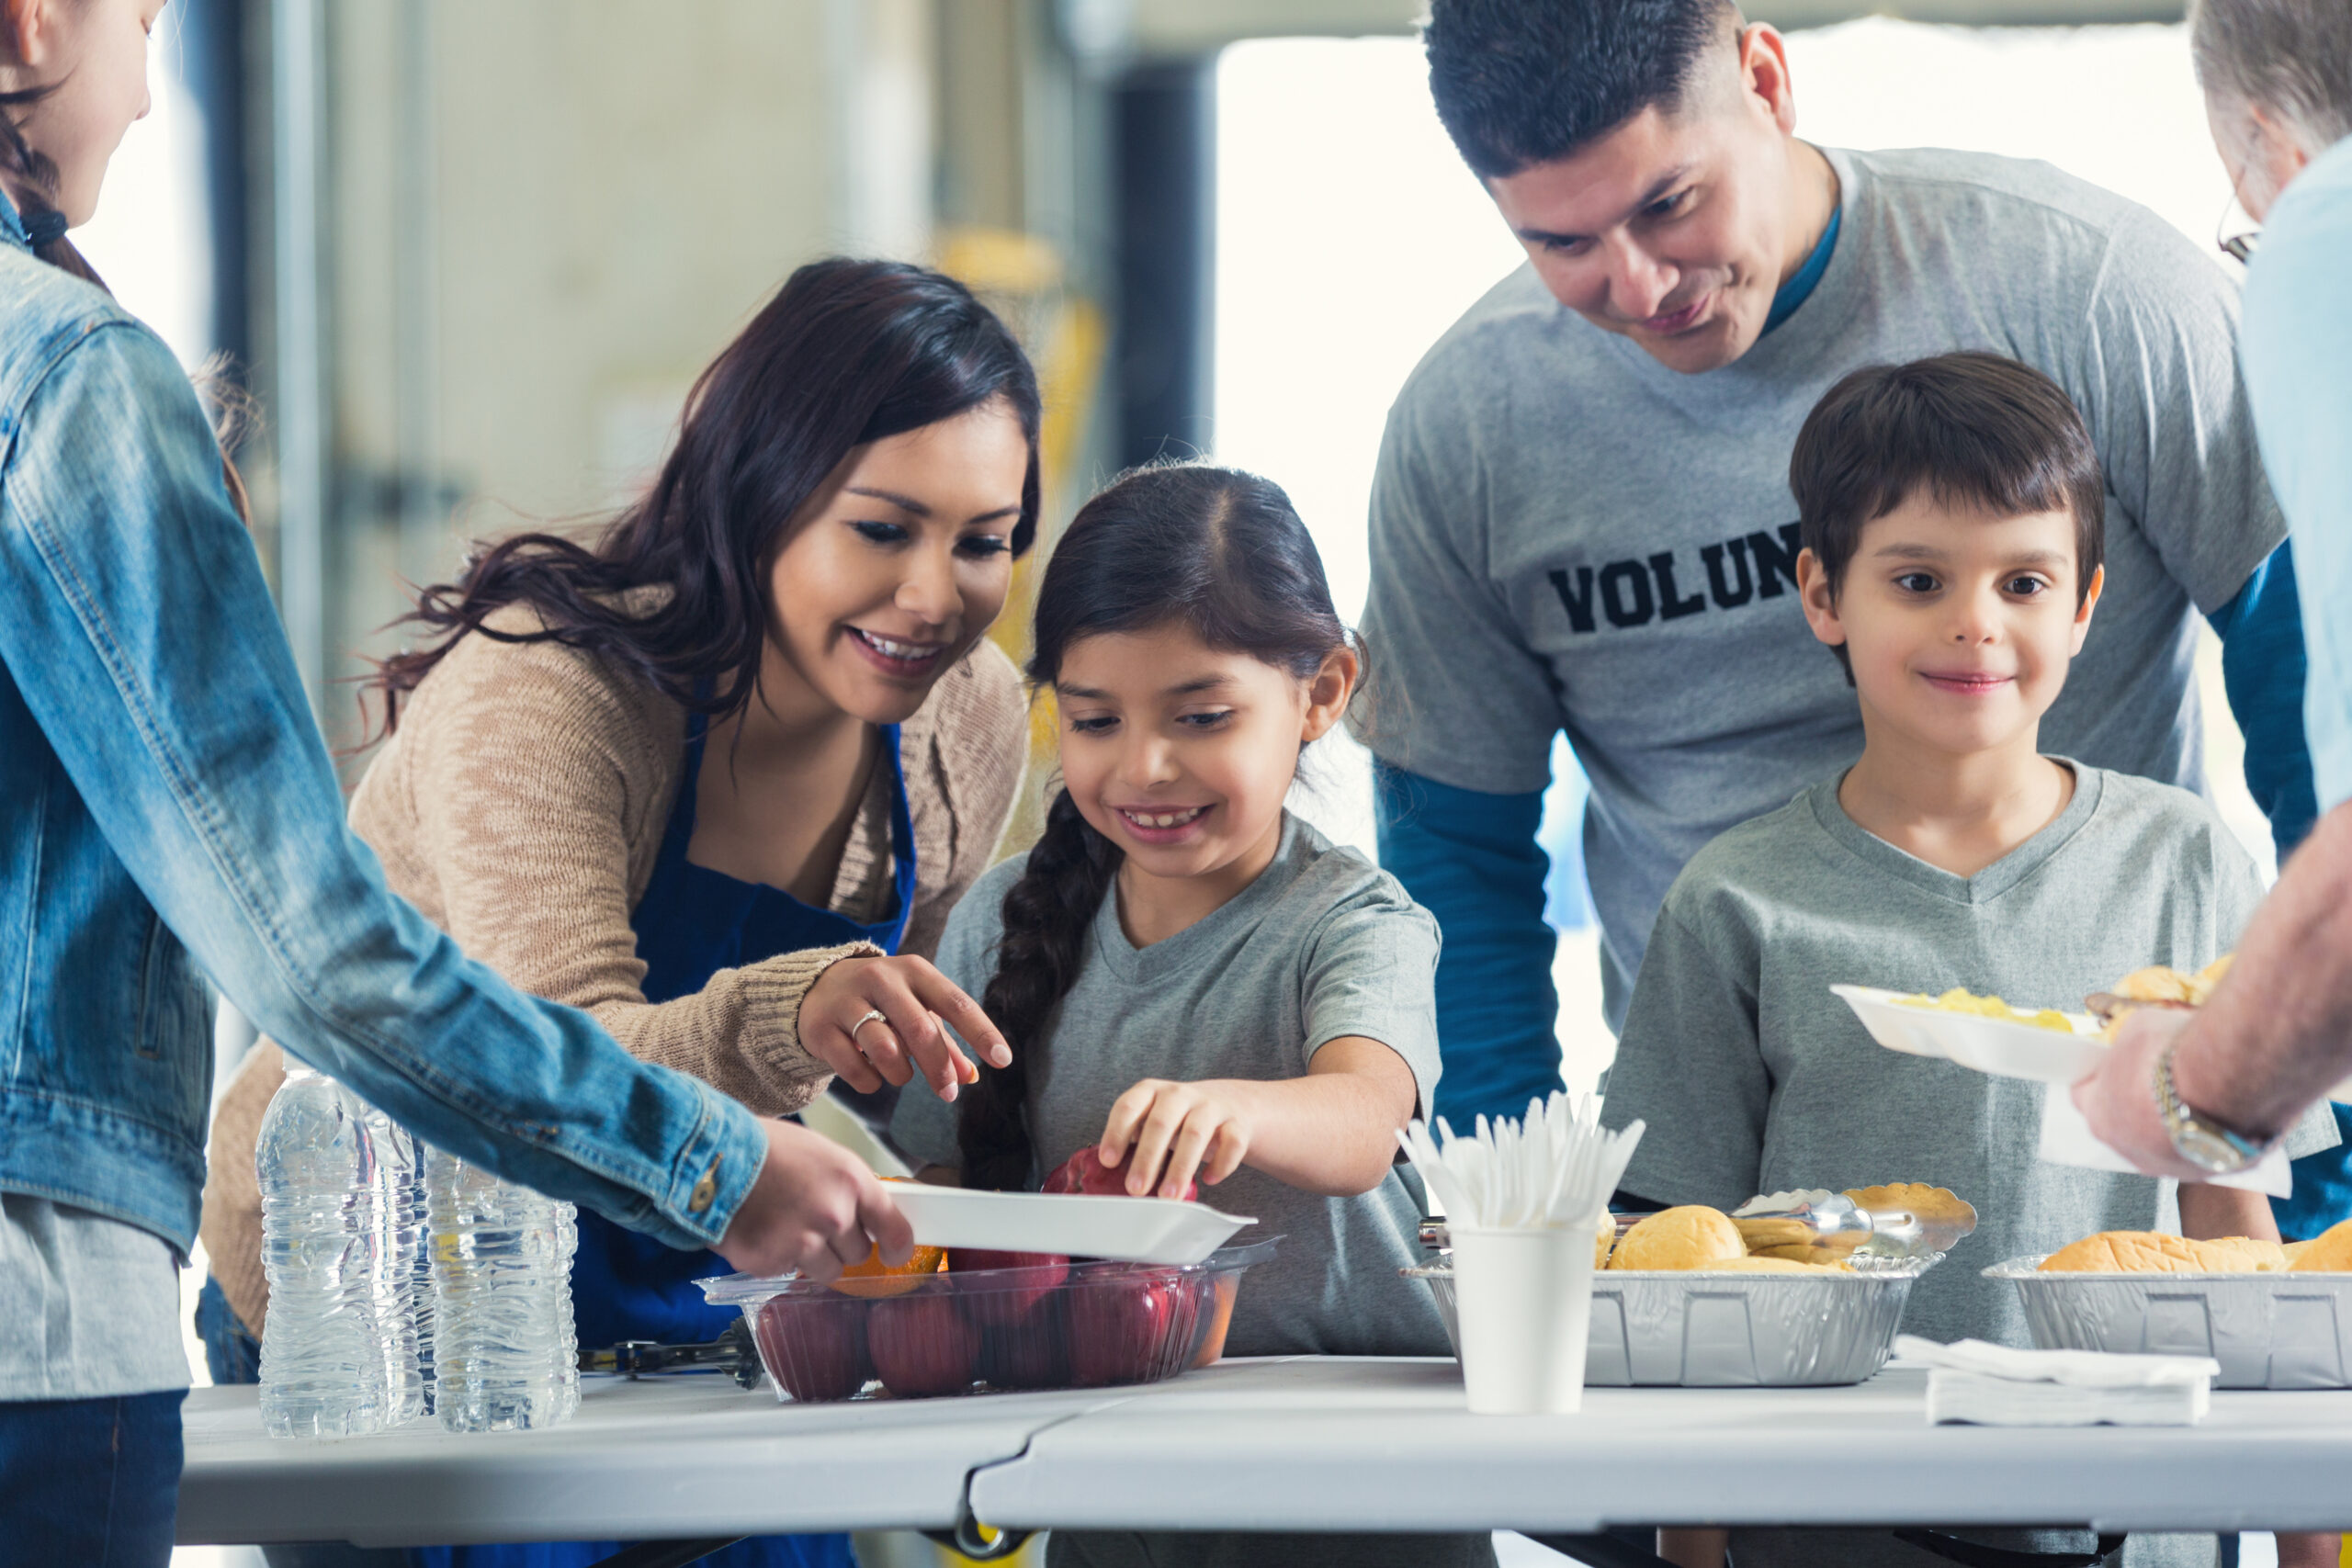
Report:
413,716,915,1568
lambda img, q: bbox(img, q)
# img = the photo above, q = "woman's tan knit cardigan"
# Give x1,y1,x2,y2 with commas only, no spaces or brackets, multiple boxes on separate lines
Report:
198,607,1028,1335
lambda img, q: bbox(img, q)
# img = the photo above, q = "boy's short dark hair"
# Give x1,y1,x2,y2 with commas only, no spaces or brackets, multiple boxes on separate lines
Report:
1792,351,2105,620
1424,0,1741,180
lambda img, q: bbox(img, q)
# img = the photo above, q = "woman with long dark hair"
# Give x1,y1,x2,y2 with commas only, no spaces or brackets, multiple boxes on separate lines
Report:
1,7,908,1563
201,258,1036,1568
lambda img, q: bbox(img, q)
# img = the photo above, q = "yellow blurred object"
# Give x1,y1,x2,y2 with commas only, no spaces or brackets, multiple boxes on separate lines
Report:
1897,987,2074,1032
2290,1217,2352,1273
1594,1224,1614,1269
936,227,1064,295
1712,1256,1839,1273
933,225,1109,868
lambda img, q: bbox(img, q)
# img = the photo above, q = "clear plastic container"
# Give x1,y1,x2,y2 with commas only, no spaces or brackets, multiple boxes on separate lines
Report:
700,1238,1278,1403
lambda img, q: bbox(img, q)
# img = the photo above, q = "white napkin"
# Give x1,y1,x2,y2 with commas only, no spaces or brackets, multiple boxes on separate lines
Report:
1894,1336,2217,1427
2038,1089,2291,1197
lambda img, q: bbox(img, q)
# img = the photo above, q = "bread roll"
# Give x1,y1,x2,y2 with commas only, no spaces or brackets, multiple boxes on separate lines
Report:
2195,1235,2284,1272
2112,966,2200,1005
2039,1231,2212,1272
1611,1205,1746,1270
1710,1255,1836,1273
1594,1224,1614,1270
2289,1218,2352,1273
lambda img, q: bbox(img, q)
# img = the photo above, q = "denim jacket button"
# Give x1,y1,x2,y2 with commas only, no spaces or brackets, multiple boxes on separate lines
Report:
689,1168,718,1213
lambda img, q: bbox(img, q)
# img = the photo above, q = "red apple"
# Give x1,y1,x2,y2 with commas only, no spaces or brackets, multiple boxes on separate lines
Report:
1067,1266,1199,1387
951,1248,1072,1328
1043,1146,1199,1202
978,1298,1070,1390
867,1287,980,1398
754,1292,872,1403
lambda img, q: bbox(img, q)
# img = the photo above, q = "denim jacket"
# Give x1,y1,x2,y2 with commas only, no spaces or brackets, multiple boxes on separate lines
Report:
0,194,763,1255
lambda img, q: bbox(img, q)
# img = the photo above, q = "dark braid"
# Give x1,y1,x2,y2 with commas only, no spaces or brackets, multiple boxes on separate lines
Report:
961,789,1122,1191
0,85,107,288
956,460,1363,1190
5,85,256,525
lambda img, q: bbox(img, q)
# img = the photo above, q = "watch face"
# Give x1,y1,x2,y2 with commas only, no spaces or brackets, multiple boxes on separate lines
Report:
2173,1124,2254,1175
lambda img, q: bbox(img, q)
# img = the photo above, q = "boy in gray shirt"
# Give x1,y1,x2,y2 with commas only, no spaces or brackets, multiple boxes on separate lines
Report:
1601,354,2336,1568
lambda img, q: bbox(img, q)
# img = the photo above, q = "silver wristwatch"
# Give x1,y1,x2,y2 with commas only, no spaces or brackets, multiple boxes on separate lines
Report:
2153,1036,2271,1175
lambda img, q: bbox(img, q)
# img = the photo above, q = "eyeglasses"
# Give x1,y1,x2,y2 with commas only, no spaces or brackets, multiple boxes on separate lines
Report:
2217,195,2261,265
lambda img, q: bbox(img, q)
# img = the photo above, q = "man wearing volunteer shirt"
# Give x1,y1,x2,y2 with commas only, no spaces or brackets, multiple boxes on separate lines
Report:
2076,0,2352,1212
1366,0,2316,1129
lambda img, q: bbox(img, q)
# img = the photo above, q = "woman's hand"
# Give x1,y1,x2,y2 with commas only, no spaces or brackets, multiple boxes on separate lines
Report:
714,1119,915,1282
1098,1079,1254,1199
799,953,1012,1101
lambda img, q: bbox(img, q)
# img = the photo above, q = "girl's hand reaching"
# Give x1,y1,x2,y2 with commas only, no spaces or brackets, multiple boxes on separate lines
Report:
800,954,1012,1102
1098,1078,1254,1198
1095,1040,1422,1201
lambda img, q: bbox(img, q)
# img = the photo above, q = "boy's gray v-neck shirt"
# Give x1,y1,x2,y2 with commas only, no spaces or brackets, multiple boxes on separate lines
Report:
1361,146,2285,1028
1601,763,2338,1352
892,814,1453,1359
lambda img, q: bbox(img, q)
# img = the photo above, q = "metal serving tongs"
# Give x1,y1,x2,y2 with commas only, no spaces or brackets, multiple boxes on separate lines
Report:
1731,1184,1977,1263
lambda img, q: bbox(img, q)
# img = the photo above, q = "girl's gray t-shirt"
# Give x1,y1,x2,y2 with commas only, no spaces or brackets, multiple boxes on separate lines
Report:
892,813,1452,1358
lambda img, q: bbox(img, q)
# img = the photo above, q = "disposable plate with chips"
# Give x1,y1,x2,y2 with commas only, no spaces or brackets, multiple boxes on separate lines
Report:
1833,983,2105,1084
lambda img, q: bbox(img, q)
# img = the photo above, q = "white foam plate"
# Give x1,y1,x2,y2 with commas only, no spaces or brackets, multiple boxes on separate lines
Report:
1833,984,2107,1085
887,1183,1255,1266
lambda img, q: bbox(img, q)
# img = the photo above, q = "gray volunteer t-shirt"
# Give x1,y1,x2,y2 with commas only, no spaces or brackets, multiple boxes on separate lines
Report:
893,814,1453,1359
1361,147,2285,1027
1601,763,2337,1353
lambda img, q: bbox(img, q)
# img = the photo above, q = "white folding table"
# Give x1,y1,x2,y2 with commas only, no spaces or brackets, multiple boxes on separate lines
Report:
174,1375,1116,1549
176,1359,2352,1553
970,1359,2352,1536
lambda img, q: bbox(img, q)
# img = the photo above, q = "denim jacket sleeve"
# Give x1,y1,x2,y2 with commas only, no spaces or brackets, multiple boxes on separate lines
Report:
0,314,765,1251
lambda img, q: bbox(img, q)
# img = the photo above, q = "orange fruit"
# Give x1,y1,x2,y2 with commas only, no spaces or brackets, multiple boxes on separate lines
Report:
828,1178,946,1296
829,1242,946,1297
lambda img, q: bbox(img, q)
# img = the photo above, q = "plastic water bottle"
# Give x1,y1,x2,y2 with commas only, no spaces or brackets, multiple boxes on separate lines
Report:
255,1063,388,1439
427,1146,579,1432
357,1101,429,1423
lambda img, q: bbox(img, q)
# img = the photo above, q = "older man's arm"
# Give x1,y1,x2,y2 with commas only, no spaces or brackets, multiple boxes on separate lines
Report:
2075,800,2352,1174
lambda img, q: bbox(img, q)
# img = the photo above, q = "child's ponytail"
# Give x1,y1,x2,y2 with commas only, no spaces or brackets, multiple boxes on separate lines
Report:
960,788,1122,1190
5,91,254,524
956,459,1361,1190
0,89,106,288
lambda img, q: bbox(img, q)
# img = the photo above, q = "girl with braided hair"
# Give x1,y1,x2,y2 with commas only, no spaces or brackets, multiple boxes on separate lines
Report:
891,462,1489,1568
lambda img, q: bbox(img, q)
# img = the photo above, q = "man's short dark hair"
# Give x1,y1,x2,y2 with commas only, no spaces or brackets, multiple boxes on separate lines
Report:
1424,0,1741,180
1791,353,2105,672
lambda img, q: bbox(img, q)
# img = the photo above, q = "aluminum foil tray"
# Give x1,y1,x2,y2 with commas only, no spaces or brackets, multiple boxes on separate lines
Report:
1404,1259,1934,1387
1987,1256,2352,1389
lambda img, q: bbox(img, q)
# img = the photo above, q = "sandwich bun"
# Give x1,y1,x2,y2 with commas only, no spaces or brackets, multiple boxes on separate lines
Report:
1611,1205,1745,1271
